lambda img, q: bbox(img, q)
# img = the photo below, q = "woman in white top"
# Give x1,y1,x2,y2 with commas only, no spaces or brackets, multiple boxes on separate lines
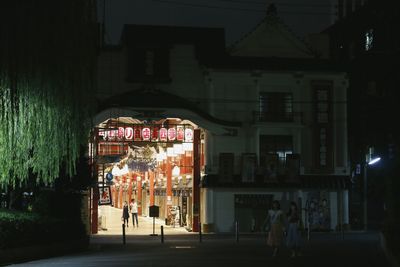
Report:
130,199,139,227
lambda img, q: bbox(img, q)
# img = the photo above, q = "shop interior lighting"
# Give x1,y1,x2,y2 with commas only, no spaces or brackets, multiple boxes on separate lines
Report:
183,142,193,151
173,144,184,155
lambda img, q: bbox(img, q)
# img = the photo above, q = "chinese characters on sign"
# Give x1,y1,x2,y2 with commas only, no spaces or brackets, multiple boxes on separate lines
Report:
98,125,194,143
99,186,112,205
313,81,333,170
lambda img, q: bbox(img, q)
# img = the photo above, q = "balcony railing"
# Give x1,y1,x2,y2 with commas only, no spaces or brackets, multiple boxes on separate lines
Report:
253,111,303,123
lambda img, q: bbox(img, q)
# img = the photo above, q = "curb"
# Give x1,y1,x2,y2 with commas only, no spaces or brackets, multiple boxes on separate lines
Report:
379,232,400,267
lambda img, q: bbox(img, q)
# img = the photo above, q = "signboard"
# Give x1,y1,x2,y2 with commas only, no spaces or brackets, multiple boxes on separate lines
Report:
149,205,160,217
312,81,333,171
98,124,194,143
99,186,112,205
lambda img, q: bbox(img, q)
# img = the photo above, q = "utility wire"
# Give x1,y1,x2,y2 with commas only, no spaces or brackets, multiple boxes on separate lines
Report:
209,0,335,8
187,97,348,104
152,0,336,15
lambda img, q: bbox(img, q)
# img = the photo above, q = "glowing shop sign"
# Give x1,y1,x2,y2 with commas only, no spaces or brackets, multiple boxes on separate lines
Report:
98,125,194,143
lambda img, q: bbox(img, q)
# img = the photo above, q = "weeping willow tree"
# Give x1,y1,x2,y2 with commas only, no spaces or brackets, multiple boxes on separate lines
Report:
0,0,98,187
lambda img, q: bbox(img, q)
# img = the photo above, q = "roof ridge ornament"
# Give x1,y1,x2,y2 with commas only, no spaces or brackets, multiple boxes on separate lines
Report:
266,3,278,17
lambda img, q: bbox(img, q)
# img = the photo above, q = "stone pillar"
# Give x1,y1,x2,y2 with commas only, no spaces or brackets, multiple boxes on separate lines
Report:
203,189,214,232
330,191,338,230
343,190,349,225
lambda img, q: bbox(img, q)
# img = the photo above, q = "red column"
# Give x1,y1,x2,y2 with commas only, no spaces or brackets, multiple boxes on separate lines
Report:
137,174,143,215
128,173,133,204
184,151,192,175
149,171,155,206
166,158,172,220
114,176,119,207
119,181,123,209
111,185,116,207
91,186,99,234
192,129,201,232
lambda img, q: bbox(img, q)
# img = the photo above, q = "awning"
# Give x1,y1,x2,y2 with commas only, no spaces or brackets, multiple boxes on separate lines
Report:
202,174,350,190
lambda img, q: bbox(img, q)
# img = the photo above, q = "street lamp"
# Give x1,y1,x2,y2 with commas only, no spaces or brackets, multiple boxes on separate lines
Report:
363,156,381,230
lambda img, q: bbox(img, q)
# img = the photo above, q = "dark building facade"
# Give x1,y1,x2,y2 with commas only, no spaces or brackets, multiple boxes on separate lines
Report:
324,0,400,230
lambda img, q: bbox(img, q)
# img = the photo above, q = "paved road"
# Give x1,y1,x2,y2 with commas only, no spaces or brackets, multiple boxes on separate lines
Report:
8,232,390,267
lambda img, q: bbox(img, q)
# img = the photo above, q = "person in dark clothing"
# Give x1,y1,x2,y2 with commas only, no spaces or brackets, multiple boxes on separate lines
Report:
286,201,303,257
122,201,130,227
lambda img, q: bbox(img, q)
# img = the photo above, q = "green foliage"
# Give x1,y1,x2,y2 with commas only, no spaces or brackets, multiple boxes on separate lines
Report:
0,209,86,250
0,0,97,187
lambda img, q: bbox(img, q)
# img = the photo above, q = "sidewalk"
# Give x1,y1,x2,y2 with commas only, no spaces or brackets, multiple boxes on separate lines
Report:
96,206,193,236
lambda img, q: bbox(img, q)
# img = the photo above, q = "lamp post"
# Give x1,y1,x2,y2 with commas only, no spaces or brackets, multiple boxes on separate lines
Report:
363,156,381,230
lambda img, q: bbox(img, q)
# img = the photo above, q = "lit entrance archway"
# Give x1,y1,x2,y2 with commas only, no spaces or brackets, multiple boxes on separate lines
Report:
88,117,204,234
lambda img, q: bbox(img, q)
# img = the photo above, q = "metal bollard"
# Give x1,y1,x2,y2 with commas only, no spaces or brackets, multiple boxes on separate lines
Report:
199,223,202,243
122,223,126,245
161,225,164,243
235,221,239,242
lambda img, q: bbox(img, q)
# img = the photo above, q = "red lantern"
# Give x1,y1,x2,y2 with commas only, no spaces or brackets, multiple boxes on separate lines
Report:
118,127,125,139
134,127,141,141
108,129,117,140
125,127,133,140
177,126,184,141
160,128,167,141
185,128,193,142
168,128,176,141
142,127,151,141
152,127,159,141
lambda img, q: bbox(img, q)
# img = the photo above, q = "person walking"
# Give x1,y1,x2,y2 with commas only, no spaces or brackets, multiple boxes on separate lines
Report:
122,201,130,227
265,200,285,257
286,201,303,257
130,199,139,227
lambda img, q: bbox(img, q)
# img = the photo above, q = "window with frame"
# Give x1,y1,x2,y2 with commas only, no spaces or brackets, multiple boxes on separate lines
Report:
259,92,293,122
259,135,293,172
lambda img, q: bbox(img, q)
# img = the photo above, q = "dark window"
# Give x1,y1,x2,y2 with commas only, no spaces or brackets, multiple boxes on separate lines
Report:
259,135,293,168
126,47,170,83
259,92,293,122
145,50,155,76
346,0,353,16
338,0,344,19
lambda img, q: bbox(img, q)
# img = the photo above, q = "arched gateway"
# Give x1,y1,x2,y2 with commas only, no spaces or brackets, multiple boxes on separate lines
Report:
88,88,241,234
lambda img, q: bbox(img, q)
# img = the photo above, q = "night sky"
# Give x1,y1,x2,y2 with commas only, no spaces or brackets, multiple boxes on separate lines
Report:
102,0,335,45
